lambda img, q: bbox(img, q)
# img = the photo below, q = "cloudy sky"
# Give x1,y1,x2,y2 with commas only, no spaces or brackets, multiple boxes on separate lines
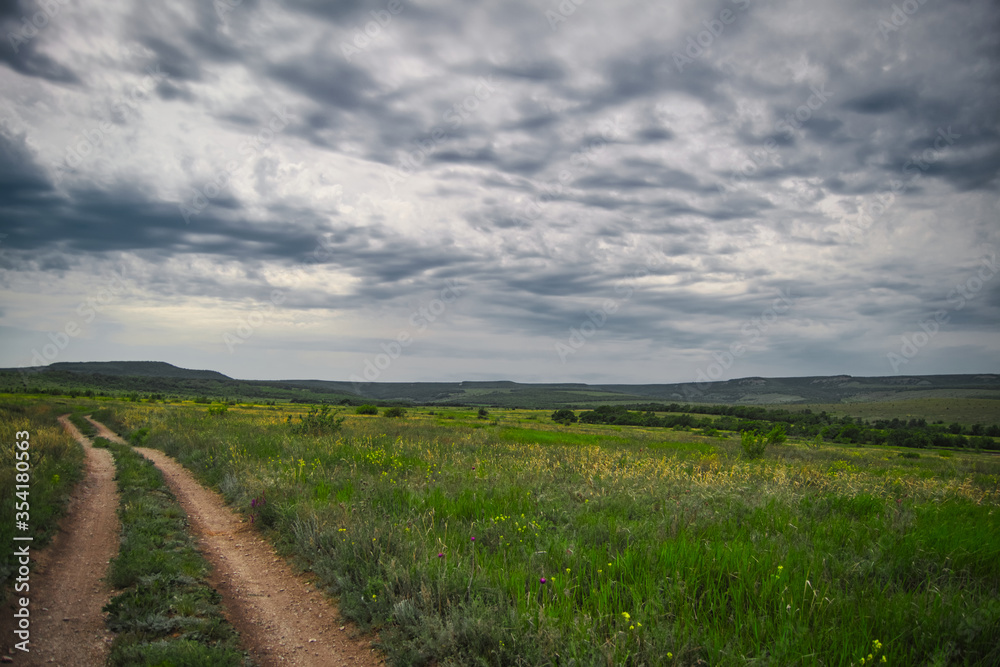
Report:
1,0,998,384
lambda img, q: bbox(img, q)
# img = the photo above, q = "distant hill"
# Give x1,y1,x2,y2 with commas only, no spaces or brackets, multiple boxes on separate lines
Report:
336,374,1000,407
1,361,998,411
43,361,232,380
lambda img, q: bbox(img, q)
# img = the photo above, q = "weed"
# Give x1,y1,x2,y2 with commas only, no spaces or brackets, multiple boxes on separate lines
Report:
91,402,1000,665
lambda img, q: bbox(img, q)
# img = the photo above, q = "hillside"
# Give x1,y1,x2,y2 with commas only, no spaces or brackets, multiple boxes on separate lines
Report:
2,361,998,413
44,361,232,380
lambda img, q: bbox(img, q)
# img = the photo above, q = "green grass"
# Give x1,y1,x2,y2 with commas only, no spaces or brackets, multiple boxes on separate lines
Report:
97,402,1000,666
69,410,98,437
100,436,251,666
0,400,85,601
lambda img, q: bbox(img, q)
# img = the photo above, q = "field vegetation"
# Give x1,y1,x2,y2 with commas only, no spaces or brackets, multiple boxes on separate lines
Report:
0,399,85,600
90,402,1000,666
95,436,249,665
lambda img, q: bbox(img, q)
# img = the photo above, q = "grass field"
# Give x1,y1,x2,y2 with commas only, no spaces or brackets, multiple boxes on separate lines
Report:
788,397,1000,426
87,402,1000,666
0,399,85,599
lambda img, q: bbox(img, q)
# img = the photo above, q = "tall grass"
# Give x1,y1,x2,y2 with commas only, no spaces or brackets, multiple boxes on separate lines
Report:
0,400,85,600
101,403,1000,666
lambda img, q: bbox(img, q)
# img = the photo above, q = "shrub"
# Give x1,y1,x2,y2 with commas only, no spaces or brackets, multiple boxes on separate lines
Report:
384,406,406,418
477,407,489,419
551,409,578,425
740,424,786,460
741,430,767,459
357,404,378,415
287,406,346,435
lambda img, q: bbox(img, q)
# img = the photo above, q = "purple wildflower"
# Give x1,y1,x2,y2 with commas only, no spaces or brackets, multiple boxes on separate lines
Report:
539,577,547,585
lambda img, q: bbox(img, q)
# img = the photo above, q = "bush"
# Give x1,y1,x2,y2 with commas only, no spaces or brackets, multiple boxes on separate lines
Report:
384,407,406,418
287,407,346,435
357,405,378,415
740,424,786,460
477,407,489,419
741,430,767,459
551,409,578,425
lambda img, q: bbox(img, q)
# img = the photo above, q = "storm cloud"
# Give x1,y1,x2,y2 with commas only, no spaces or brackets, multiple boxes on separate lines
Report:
1,0,998,383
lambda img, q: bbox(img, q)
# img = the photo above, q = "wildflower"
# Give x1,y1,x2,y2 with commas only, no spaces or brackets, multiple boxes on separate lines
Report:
471,536,476,542
438,552,444,558
667,653,673,659
566,568,571,574
540,577,547,585
621,612,631,620
880,657,886,663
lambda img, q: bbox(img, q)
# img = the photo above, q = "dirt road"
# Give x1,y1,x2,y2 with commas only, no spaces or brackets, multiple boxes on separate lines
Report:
0,415,119,665
85,417,381,667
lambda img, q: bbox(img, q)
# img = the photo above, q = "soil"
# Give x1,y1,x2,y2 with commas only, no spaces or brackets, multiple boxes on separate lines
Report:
0,415,119,665
85,417,382,667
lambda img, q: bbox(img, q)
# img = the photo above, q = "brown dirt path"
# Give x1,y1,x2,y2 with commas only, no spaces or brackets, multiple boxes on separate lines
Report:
85,417,382,667
0,415,119,665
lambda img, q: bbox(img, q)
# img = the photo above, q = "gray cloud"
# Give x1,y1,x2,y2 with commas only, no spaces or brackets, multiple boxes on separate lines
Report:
0,0,998,381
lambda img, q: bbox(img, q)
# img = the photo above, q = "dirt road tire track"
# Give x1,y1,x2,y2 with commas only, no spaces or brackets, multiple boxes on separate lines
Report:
85,417,382,667
0,415,119,665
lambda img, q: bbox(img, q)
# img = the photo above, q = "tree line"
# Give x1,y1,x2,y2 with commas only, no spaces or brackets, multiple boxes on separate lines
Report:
555,404,999,451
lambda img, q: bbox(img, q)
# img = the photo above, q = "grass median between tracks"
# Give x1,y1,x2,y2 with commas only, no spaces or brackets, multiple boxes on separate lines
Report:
96,436,251,666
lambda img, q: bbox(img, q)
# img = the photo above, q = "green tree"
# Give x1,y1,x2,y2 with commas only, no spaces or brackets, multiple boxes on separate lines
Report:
551,409,578,425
